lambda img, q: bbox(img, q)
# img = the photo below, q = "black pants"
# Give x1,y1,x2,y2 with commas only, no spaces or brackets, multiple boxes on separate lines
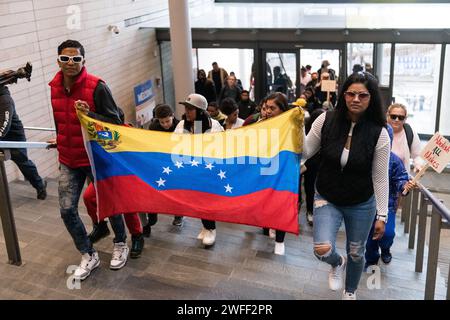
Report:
9,148,44,190
262,228,286,242
304,157,320,213
147,213,158,226
146,214,183,226
202,219,216,230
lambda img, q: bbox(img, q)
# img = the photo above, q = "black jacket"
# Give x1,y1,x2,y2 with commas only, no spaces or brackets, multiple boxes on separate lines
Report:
237,100,257,120
195,79,216,103
0,85,26,141
315,111,382,206
148,117,179,133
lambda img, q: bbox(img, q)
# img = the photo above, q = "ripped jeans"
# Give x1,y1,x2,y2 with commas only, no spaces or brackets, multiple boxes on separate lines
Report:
313,193,376,293
59,163,126,255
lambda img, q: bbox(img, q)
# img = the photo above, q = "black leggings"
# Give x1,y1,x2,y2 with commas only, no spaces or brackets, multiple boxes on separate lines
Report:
262,228,286,242
304,157,320,213
202,219,216,230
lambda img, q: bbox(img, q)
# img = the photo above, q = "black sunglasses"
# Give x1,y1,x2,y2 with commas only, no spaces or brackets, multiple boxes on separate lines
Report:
389,114,406,121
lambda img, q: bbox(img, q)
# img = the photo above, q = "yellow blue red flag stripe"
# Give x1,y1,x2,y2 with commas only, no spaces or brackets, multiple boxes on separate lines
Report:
79,108,304,234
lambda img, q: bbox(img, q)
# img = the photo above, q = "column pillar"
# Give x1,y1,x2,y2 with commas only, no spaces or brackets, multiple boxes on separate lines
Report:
168,0,194,119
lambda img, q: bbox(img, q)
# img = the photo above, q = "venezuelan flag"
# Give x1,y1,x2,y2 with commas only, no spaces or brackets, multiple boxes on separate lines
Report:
79,108,304,234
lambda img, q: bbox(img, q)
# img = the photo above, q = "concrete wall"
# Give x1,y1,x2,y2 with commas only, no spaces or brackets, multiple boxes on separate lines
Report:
0,0,210,182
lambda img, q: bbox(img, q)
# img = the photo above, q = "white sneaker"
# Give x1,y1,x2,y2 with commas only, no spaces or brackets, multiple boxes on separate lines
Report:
274,242,285,255
73,252,100,281
110,242,129,270
342,290,357,300
202,229,216,246
329,255,346,291
197,228,207,240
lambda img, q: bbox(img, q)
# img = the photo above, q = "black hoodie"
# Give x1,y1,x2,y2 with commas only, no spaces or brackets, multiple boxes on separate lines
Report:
0,85,25,141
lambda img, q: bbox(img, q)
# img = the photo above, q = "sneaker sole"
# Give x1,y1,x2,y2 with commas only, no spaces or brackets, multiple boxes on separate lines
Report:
203,241,215,247
76,259,100,281
110,259,128,270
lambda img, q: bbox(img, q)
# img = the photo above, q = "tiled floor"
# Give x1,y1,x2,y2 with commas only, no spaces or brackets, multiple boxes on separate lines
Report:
0,179,448,300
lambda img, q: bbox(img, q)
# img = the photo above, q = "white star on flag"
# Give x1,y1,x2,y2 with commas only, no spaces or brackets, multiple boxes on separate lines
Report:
156,178,166,187
174,161,184,169
218,170,226,180
162,167,172,175
205,163,214,170
225,184,233,193
190,159,199,167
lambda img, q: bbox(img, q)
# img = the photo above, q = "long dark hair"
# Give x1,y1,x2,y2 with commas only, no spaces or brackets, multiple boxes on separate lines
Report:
182,108,212,134
334,72,386,127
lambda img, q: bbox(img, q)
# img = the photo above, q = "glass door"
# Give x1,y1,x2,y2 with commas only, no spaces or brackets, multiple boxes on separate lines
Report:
264,51,298,103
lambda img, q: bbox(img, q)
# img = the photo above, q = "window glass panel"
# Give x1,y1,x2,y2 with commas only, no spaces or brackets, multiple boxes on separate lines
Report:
265,52,297,102
347,43,373,76
439,45,450,136
393,44,441,135
375,43,391,87
195,48,254,93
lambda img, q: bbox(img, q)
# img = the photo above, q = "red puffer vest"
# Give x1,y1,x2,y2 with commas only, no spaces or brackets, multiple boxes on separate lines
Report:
49,67,100,168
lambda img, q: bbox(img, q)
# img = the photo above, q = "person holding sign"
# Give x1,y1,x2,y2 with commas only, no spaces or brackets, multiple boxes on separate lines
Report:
303,72,390,300
365,125,417,268
315,72,337,108
387,103,423,173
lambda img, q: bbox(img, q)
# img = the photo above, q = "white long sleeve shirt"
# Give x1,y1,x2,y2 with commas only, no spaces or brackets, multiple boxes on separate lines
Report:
392,126,424,173
303,112,390,220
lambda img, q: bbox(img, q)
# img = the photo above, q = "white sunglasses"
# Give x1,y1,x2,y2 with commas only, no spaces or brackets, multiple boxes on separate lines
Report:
58,55,84,64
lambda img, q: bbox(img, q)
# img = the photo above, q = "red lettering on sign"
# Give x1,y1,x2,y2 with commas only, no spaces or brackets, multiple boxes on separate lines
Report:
434,136,450,153
423,151,440,169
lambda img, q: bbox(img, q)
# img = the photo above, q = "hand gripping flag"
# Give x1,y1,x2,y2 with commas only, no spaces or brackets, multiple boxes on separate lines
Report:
79,108,304,234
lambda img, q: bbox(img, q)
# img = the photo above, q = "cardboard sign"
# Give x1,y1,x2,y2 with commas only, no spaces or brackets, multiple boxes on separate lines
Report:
321,80,336,92
420,133,450,173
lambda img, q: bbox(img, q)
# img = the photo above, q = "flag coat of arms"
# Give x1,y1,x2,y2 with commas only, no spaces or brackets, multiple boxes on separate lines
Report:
79,108,304,234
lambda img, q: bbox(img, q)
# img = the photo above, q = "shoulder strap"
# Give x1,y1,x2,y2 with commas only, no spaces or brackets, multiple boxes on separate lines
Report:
403,123,413,151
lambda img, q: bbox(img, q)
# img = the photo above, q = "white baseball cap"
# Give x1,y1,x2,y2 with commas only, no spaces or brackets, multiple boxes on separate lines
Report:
179,93,208,111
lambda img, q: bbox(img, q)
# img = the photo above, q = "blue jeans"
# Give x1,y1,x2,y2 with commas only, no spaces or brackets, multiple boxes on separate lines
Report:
58,163,126,255
313,193,377,293
365,208,396,264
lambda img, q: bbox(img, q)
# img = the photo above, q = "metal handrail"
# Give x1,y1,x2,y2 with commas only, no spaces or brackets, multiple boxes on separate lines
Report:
418,181,450,223
0,141,51,266
0,141,50,149
402,183,450,300
23,127,55,132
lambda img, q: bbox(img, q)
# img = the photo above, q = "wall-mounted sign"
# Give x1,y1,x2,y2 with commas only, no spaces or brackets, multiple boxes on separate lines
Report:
134,79,156,128
134,80,154,107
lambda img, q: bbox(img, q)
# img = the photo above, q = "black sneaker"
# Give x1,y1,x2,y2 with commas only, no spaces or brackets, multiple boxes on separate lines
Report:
130,234,144,259
172,216,184,227
142,223,151,238
88,221,110,243
381,251,392,264
37,181,47,200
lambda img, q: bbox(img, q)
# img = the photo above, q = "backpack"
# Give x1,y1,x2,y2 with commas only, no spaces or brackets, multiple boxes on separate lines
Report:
403,122,413,152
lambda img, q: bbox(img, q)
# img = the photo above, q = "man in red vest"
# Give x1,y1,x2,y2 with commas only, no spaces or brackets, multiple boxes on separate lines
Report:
48,40,128,281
